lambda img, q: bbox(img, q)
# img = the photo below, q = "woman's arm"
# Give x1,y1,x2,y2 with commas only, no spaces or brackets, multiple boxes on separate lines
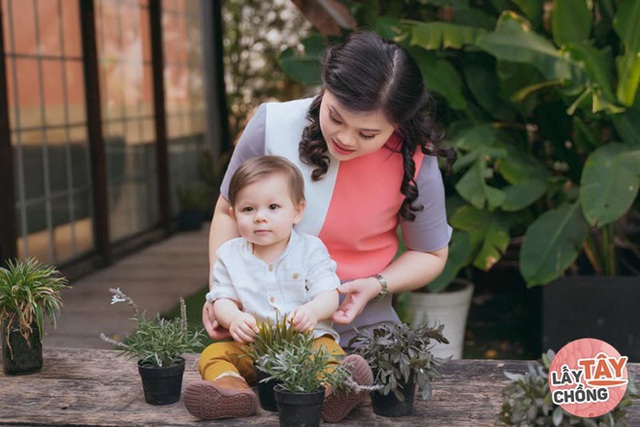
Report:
203,195,240,338
332,246,448,325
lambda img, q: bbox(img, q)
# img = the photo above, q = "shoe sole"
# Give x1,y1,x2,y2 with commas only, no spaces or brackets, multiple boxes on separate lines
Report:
184,380,258,420
321,354,374,423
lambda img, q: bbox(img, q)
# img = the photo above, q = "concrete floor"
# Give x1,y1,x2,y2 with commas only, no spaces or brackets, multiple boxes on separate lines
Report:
44,224,210,349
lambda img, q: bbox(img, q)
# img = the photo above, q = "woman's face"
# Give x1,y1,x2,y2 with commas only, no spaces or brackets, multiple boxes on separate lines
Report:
319,90,396,161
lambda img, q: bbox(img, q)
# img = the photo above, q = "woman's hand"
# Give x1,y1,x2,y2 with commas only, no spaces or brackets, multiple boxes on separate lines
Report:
202,301,232,340
331,277,381,325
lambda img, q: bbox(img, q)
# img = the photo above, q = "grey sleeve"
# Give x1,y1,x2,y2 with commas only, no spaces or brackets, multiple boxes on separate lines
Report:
400,155,452,252
219,104,267,200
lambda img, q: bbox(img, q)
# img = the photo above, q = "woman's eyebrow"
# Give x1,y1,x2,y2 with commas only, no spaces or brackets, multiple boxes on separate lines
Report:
328,106,382,133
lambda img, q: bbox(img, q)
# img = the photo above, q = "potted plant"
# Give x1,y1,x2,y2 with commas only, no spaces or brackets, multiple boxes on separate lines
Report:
176,182,211,231
499,350,639,426
401,231,475,360
282,1,640,359
243,315,302,412
256,331,352,427
349,322,448,417
100,288,206,405
0,258,70,375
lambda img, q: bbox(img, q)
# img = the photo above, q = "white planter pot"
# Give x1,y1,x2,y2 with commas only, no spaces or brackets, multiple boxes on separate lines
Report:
406,279,474,360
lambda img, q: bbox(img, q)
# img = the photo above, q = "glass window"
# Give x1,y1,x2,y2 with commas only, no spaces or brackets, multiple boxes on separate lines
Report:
163,0,208,216
4,0,92,264
96,0,158,242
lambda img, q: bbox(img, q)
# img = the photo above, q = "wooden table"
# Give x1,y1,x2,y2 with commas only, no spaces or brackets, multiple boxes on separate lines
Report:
2,348,639,426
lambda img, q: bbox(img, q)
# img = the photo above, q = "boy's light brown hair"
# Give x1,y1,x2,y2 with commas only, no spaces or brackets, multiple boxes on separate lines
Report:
228,156,305,207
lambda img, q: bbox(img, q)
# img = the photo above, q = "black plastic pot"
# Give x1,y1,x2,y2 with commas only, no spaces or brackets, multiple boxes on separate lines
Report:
178,209,204,231
1,322,43,375
370,378,416,417
137,358,185,405
274,384,324,427
255,366,281,412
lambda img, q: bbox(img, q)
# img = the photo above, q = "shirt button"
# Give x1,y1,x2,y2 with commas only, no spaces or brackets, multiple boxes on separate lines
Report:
268,264,274,272
269,296,275,303
292,273,299,280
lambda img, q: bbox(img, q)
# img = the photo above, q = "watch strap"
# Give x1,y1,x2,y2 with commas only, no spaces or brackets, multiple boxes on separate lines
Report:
373,274,389,300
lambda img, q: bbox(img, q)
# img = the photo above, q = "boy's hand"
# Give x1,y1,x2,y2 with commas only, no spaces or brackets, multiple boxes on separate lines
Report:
228,312,259,344
288,305,318,333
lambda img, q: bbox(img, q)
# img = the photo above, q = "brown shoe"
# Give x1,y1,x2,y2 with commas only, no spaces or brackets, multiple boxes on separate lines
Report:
184,376,258,420
321,354,374,423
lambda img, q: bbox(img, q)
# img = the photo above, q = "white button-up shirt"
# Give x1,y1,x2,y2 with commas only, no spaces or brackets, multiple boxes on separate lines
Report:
206,230,341,341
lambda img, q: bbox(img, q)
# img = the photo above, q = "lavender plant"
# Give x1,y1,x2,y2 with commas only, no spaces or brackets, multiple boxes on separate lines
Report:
100,288,205,367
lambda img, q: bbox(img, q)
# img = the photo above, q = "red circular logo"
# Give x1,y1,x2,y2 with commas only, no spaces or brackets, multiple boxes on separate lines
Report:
548,338,628,418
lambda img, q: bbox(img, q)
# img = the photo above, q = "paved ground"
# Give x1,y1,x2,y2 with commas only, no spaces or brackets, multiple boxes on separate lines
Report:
44,224,210,349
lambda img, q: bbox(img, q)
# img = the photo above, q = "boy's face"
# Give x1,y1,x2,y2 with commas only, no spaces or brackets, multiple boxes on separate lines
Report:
231,172,304,255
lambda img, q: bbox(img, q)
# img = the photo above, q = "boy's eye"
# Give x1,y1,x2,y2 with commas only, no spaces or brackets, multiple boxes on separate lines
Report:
269,204,279,210
242,207,254,212
329,113,342,125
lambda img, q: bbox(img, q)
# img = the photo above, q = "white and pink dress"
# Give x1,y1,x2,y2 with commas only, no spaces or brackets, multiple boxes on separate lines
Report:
219,98,452,346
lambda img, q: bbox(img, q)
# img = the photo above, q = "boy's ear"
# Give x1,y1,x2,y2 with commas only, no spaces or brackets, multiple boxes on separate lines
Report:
228,206,236,220
293,200,306,224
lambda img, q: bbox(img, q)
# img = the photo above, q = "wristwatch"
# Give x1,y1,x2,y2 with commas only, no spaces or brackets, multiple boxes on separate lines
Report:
373,274,389,300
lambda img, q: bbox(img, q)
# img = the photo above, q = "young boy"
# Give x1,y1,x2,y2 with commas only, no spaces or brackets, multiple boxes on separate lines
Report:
184,155,373,422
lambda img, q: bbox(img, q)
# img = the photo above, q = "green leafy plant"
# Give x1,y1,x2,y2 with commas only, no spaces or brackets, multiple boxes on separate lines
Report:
0,258,70,350
256,331,351,394
176,182,211,212
279,2,640,288
100,288,206,367
349,322,448,401
499,350,639,426
243,314,303,363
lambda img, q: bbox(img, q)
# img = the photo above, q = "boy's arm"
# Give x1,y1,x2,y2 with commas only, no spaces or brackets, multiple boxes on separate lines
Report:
213,298,258,343
289,289,339,333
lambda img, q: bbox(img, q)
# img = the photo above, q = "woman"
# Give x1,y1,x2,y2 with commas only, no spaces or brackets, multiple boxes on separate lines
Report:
203,30,452,348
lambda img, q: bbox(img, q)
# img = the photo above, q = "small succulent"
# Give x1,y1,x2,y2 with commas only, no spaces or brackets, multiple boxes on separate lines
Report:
100,288,206,367
349,322,449,401
499,350,639,426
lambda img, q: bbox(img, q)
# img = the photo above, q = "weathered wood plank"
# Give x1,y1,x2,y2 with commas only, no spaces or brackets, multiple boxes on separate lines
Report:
0,348,638,426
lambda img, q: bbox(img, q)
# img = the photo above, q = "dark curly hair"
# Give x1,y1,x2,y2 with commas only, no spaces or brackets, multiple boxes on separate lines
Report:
299,30,454,221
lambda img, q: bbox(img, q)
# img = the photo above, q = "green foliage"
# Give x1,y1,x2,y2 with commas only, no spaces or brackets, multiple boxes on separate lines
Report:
0,258,70,347
100,288,205,367
243,315,302,362
222,0,311,142
278,1,640,287
176,182,211,212
499,350,639,426
349,322,448,401
255,332,350,394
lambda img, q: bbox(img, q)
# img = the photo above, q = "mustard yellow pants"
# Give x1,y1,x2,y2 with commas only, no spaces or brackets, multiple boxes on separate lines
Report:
198,336,344,384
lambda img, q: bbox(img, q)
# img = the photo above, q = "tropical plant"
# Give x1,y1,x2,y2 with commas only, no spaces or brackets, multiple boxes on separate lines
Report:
280,1,640,288
349,322,448,401
100,288,206,367
255,331,351,394
0,258,70,349
499,349,639,426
